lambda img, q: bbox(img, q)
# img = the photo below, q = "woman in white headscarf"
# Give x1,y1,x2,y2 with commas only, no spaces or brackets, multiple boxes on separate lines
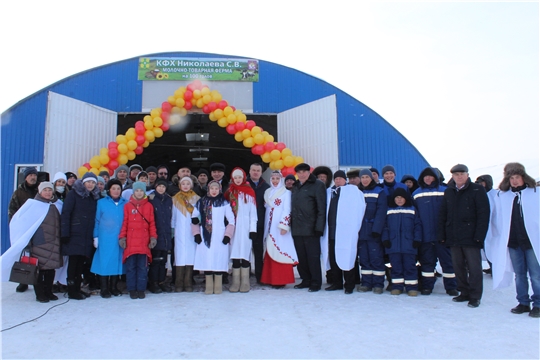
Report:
260,170,298,288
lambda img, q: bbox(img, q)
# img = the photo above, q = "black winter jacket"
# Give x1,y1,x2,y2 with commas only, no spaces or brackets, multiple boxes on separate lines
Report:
150,192,173,251
290,174,327,236
437,178,490,248
247,177,270,234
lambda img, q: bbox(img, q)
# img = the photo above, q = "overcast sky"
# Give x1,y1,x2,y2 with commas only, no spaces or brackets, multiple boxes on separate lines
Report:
1,1,538,182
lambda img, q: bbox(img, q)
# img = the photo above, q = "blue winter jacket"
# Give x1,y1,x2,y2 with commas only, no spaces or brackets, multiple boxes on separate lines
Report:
150,192,173,251
358,183,388,241
382,180,409,206
412,167,446,243
383,188,423,255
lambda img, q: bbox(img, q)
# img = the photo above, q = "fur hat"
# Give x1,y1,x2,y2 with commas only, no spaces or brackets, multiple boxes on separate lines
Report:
499,162,537,191
347,169,360,178
106,179,123,192
294,163,311,172
313,166,333,188
210,163,226,172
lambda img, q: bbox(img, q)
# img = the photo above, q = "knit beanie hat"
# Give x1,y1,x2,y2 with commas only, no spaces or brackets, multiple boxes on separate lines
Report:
132,181,146,192
98,171,109,178
333,170,347,180
52,172,67,183
382,165,396,175
145,166,158,174
82,172,98,184
360,168,374,180
97,176,105,185
284,174,296,182
38,181,54,193
23,167,38,179
115,165,129,176
155,179,169,188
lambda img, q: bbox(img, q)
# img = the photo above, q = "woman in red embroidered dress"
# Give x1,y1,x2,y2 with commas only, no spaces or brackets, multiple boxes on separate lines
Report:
261,170,298,288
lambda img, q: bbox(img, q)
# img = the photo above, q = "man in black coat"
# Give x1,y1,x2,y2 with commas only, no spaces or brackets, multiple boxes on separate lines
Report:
247,163,270,284
291,163,327,292
438,164,490,308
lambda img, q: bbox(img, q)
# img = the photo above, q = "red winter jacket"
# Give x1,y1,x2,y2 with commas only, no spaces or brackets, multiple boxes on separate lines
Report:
119,196,157,263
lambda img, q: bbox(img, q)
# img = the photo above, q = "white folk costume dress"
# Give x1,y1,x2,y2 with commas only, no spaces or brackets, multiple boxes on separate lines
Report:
192,192,235,272
321,184,365,271
260,176,298,285
225,168,258,262
171,189,200,266
1,198,63,281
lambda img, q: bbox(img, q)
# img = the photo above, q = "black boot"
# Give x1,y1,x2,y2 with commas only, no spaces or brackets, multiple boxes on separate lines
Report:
109,276,121,296
100,276,111,298
34,273,49,303
67,280,85,300
148,281,163,294
43,270,58,301
16,283,29,292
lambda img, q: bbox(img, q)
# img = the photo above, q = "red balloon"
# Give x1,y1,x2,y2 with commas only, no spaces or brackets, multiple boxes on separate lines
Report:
184,90,193,101
162,102,172,112
83,163,91,170
275,142,286,151
193,80,203,89
282,167,294,176
202,105,210,114
226,124,237,135
135,146,144,155
187,83,196,92
251,144,264,155
208,102,217,112
264,142,275,152
108,142,118,149
184,101,193,110
108,148,119,159
135,120,144,128
135,126,145,135
245,120,256,130
109,168,114,176
108,160,119,170
218,100,228,110
230,106,236,111
161,112,170,122
235,122,246,132
161,122,170,131
135,135,145,145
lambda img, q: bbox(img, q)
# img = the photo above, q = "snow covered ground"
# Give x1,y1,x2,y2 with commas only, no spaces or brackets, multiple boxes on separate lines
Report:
1,268,539,360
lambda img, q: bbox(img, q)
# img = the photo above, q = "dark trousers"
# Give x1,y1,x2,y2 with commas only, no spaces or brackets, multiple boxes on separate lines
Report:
126,254,148,292
252,231,264,282
293,235,322,288
419,242,457,291
358,239,386,289
450,246,483,300
328,239,355,291
149,249,168,283
67,255,87,284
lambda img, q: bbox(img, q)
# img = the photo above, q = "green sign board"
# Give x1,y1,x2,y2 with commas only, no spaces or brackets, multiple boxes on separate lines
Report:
138,57,259,82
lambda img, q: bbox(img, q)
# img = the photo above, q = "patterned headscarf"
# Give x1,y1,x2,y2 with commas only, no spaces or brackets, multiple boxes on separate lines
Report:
173,177,199,216
224,167,256,217
198,180,226,248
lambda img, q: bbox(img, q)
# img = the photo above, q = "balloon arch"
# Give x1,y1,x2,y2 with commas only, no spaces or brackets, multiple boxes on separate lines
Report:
78,80,304,178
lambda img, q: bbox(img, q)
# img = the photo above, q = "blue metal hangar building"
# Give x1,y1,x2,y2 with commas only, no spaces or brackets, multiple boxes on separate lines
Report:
1,51,429,253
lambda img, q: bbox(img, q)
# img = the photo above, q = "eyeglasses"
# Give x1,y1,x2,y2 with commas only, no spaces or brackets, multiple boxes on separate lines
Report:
158,172,168,175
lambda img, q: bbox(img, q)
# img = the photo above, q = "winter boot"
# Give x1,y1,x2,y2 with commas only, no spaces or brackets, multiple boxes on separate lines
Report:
184,266,194,292
175,266,185,292
16,283,28,292
34,275,49,303
100,276,111,298
148,281,163,294
205,275,214,295
43,270,58,301
214,274,223,294
159,281,173,293
229,268,241,293
67,280,85,300
109,276,121,296
239,267,251,293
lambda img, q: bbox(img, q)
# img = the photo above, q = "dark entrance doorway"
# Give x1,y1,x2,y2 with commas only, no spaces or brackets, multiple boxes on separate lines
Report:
117,113,277,175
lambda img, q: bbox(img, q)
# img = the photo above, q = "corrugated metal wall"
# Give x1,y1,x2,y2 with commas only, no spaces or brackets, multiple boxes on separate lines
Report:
1,51,429,253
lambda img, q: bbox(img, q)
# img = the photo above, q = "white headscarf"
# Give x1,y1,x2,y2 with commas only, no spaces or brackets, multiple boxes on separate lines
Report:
267,170,285,199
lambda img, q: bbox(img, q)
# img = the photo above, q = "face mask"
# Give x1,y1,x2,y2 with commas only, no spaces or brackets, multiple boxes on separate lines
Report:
56,186,65,193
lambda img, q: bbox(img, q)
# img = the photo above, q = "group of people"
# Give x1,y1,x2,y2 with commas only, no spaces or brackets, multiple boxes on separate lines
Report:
2,159,538,318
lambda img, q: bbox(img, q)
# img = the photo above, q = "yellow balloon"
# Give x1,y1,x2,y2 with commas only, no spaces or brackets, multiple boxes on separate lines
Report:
213,109,224,119
174,87,186,97
196,98,204,108
117,154,128,165
145,130,155,142
142,140,150,148
281,148,292,158
241,129,252,139
270,149,282,161
167,96,176,105
144,120,154,130
253,134,264,145
179,108,187,116
294,156,304,166
117,143,128,154
261,152,272,163
223,106,233,116
126,150,136,161
127,140,137,151
99,147,108,155
175,98,185,108
202,94,212,104
90,156,101,169
99,154,110,165
250,126,262,136
264,134,274,144
236,113,247,123
211,90,222,102
201,87,211,96
143,115,152,122
116,135,127,144
78,166,89,177
209,113,217,121
99,166,109,173
274,160,284,170
192,89,201,100
153,117,163,127
90,167,100,175
283,156,294,167
153,127,164,138
227,114,237,124
217,118,228,128
150,108,161,117
171,106,182,114
269,161,276,170
243,137,254,148
261,131,269,138
234,132,244,142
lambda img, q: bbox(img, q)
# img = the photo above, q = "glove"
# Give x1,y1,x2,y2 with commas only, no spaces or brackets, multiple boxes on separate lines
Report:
249,232,257,241
149,238,157,249
383,240,391,249
119,238,127,249
371,232,381,239
191,217,200,225
413,241,421,249
93,237,98,248
61,236,70,244
194,234,202,244
222,236,231,245
314,231,324,238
